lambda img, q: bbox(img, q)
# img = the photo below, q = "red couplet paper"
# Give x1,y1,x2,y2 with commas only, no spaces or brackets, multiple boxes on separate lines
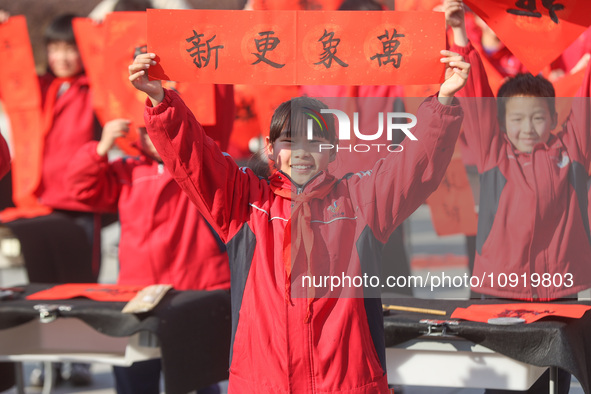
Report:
451,303,591,323
102,11,149,155
148,9,297,85
147,9,445,85
551,69,586,126
73,18,110,126
26,284,146,302
463,0,591,75
0,16,48,216
426,156,478,236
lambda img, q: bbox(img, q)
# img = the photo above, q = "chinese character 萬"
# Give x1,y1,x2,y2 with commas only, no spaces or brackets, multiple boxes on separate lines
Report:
370,29,405,68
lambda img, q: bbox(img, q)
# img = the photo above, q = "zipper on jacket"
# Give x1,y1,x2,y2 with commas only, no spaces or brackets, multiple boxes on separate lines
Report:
158,163,164,174
278,170,324,195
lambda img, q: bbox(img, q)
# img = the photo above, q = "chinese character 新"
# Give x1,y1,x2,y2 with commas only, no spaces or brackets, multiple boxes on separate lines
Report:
185,30,224,69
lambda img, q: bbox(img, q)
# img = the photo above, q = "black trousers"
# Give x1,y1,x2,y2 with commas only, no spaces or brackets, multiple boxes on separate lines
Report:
4,211,100,283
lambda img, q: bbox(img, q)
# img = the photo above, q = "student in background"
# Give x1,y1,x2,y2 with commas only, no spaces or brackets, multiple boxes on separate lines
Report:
0,13,103,387
446,0,591,391
68,120,230,394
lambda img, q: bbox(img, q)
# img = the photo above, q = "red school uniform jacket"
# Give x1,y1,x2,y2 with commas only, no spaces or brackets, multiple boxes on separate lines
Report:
0,133,10,180
36,73,100,212
143,89,463,393
67,142,230,291
454,42,591,300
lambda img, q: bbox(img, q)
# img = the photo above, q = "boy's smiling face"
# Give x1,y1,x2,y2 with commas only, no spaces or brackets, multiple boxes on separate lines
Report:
267,134,334,186
503,95,557,153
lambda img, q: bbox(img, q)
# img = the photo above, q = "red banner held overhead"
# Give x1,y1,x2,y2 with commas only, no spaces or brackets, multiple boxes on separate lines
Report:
147,9,446,85
73,18,109,125
463,0,591,75
0,16,48,216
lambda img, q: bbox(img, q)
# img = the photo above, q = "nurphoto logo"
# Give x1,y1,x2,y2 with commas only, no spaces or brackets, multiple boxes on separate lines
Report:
306,108,418,153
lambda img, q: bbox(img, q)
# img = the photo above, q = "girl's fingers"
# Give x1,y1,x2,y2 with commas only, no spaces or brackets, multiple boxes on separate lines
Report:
128,70,145,82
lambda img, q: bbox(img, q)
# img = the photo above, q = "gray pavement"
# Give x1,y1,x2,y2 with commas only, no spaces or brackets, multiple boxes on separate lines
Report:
0,206,583,393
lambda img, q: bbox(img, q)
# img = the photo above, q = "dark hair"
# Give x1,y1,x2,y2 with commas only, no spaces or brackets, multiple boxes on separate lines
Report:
338,0,383,11
44,14,78,45
114,0,153,12
497,73,556,126
268,97,337,146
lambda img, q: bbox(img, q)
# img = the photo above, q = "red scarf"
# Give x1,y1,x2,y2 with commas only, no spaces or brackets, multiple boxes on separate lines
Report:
270,173,338,323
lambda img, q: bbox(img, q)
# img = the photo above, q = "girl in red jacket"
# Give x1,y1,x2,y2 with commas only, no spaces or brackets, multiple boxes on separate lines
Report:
128,50,469,393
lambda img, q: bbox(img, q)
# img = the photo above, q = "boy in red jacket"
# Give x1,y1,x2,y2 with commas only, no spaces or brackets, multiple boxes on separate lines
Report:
128,47,468,393
445,0,591,392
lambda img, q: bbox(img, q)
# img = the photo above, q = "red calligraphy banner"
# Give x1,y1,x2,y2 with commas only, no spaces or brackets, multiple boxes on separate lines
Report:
463,0,591,75
147,9,445,85
0,16,49,219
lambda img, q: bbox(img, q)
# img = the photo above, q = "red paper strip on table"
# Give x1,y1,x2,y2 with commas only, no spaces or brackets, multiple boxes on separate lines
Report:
26,283,147,302
451,303,591,323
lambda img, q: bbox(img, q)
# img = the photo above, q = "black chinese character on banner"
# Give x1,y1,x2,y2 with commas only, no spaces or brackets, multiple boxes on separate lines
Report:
370,29,405,68
507,0,565,24
314,29,349,68
185,30,224,69
252,31,285,69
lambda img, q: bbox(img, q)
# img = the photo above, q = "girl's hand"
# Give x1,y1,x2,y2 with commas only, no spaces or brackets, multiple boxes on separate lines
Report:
438,50,470,104
96,119,131,157
128,53,164,106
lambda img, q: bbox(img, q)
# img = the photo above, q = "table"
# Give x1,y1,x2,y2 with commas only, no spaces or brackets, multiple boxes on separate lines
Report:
382,297,591,394
0,284,232,394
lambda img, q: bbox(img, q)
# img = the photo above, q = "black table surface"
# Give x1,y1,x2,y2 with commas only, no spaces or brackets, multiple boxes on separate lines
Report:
0,284,232,394
382,297,591,394
3,287,590,393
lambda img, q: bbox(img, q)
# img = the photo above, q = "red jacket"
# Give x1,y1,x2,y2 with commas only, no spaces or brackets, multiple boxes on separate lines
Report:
37,73,100,212
67,142,230,291
0,133,9,180
144,89,463,393
455,42,591,299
